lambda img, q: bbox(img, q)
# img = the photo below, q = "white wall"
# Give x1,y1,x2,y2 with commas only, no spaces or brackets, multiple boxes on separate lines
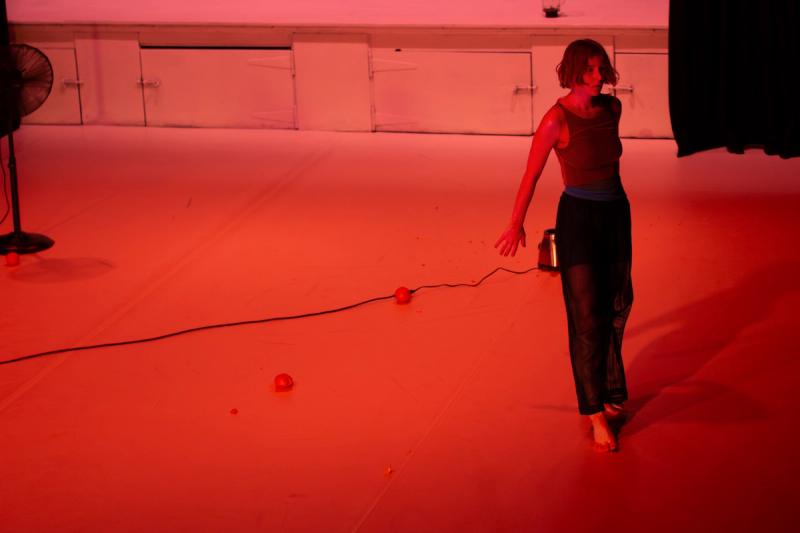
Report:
8,0,668,28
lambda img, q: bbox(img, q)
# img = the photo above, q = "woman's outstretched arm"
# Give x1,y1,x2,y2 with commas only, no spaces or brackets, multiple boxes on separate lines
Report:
495,108,563,257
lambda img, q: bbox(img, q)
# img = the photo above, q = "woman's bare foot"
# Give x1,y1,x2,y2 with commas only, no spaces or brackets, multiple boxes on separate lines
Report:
589,412,618,452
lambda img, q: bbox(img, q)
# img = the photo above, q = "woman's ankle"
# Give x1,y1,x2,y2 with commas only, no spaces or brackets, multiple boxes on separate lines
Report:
588,411,607,422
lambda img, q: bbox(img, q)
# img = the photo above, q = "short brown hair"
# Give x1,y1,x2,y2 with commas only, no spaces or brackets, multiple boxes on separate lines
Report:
556,39,619,89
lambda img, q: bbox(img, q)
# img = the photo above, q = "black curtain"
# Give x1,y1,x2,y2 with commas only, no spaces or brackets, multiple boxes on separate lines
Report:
0,0,18,137
0,1,7,47
669,1,800,159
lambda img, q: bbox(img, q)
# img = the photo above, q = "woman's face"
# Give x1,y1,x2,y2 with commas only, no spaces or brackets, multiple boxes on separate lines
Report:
577,56,604,95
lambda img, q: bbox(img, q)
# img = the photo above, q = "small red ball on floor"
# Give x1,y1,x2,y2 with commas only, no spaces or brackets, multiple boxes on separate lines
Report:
394,286,412,304
5,252,20,267
230,408,239,415
274,373,294,392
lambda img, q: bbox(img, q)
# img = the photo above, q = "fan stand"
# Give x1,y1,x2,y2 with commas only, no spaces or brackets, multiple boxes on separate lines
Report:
0,130,54,254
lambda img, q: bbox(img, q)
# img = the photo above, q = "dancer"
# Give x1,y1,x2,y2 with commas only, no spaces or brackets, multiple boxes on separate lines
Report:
495,39,633,452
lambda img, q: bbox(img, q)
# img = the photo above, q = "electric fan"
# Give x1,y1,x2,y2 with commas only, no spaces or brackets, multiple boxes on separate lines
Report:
0,42,54,255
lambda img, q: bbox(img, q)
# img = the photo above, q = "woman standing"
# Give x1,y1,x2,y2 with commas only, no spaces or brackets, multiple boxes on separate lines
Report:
494,39,633,452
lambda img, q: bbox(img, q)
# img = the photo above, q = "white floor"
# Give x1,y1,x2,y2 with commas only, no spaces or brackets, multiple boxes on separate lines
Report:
2,125,799,532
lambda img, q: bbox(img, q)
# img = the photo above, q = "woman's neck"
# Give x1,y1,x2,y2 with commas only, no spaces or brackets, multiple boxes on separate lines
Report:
565,89,596,112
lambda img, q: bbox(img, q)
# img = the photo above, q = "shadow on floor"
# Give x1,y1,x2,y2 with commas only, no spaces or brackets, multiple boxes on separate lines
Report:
621,260,800,436
8,257,115,283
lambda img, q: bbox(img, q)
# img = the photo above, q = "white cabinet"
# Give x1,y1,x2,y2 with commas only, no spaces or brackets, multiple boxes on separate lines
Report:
140,48,295,129
10,27,670,136
22,47,82,125
614,53,671,138
372,50,533,135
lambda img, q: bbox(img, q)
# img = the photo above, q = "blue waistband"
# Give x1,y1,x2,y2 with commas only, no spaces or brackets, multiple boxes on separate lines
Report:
564,183,626,202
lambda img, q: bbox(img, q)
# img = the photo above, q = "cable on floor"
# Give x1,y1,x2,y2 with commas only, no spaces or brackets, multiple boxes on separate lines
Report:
0,265,541,366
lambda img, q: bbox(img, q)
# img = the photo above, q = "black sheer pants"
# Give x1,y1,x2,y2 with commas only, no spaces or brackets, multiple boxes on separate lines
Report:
555,193,633,415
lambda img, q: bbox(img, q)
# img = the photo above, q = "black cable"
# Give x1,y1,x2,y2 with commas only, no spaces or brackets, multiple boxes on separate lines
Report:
0,141,9,226
0,265,539,366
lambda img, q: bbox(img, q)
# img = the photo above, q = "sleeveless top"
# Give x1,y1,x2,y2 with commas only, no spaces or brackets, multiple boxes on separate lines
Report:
553,95,623,189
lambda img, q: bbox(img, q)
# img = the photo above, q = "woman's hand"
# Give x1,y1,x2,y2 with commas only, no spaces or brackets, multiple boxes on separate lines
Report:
494,224,526,257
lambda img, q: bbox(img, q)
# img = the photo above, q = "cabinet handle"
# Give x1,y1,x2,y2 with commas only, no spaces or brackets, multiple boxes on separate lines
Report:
62,79,84,87
612,85,634,94
514,84,538,94
137,79,161,88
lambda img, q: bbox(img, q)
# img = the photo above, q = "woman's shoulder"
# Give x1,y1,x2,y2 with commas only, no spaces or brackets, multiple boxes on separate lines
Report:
546,100,568,123
535,104,567,141
539,104,567,137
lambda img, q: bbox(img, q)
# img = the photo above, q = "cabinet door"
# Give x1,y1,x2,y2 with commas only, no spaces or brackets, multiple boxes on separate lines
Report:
75,33,145,126
293,35,371,132
372,50,533,135
614,53,671,138
22,47,82,125
140,48,295,129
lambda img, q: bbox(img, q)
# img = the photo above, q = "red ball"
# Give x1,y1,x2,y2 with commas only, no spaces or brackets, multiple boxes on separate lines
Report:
5,252,20,267
274,373,294,392
394,286,412,304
